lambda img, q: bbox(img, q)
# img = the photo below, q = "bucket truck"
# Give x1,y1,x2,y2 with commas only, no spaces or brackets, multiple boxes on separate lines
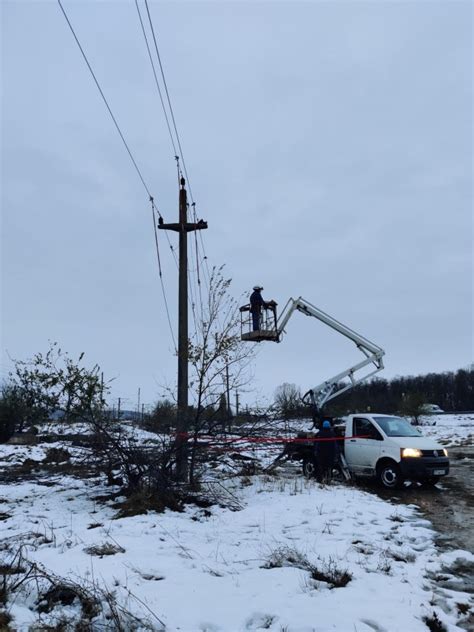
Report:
240,296,385,412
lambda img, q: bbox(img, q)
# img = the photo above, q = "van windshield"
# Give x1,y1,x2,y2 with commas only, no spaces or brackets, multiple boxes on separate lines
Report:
375,416,421,437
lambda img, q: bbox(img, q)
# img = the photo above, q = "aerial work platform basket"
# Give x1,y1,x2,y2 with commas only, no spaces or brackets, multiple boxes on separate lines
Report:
240,301,279,342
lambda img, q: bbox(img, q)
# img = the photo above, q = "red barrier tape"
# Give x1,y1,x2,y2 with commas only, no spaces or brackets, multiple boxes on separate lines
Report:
172,433,370,445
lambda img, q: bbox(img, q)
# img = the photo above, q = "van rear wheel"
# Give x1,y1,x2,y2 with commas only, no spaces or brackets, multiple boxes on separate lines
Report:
377,462,403,489
302,458,316,479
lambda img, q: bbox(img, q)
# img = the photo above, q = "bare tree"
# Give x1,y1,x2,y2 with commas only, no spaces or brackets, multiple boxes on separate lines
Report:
186,267,256,483
274,383,303,420
399,392,426,426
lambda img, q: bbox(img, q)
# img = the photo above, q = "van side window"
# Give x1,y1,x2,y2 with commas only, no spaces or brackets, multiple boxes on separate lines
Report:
354,417,382,440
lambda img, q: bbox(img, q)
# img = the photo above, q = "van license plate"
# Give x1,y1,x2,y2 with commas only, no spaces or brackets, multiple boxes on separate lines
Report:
433,469,446,475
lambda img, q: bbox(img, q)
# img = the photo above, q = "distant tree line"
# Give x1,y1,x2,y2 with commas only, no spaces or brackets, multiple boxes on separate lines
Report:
272,367,474,420
325,367,474,416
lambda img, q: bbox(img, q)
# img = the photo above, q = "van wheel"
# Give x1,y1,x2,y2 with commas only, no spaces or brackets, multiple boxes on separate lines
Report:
377,462,403,489
302,458,316,479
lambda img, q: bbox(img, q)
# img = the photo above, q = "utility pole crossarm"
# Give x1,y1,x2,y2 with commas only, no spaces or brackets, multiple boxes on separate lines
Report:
158,219,208,232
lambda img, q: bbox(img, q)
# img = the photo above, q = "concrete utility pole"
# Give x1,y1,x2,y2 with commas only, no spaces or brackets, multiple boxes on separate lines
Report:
158,177,208,479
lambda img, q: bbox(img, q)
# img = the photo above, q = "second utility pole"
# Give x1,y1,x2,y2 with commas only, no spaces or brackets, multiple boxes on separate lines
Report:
158,177,207,480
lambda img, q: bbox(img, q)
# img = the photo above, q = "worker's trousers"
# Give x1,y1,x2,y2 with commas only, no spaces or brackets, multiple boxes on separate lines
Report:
251,311,260,331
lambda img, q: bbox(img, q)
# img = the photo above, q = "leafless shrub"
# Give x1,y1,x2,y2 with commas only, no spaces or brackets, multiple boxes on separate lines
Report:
423,612,447,632
263,546,352,589
455,602,470,616
113,487,183,519
389,512,405,523
377,551,392,575
388,548,416,563
0,610,12,628
1,549,164,631
0,546,29,605
43,447,71,463
83,542,125,557
308,557,352,588
264,545,310,571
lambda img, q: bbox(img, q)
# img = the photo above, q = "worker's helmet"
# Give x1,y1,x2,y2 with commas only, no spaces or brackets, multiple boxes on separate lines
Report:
322,420,331,428
253,285,263,291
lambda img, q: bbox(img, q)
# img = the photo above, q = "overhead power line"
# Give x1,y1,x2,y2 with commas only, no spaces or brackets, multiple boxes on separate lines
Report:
134,0,178,160
57,0,154,202
151,200,177,352
143,0,192,201
134,3,206,324
57,0,181,351
139,0,212,299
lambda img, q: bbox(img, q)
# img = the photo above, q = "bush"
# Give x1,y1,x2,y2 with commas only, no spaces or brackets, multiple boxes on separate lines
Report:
0,384,27,442
274,383,307,420
399,392,426,425
0,547,163,630
144,399,176,433
263,546,352,589
423,612,447,632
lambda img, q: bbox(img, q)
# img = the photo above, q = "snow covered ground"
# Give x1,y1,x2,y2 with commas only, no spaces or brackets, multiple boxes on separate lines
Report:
419,413,474,447
0,416,473,630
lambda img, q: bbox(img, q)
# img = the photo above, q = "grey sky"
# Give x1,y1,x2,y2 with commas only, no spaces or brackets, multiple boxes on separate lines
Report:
2,0,472,409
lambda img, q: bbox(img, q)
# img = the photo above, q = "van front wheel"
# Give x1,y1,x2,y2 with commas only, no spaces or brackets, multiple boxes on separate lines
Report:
377,462,403,489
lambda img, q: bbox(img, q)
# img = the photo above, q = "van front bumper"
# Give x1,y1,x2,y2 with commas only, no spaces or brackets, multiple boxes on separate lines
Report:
400,457,449,480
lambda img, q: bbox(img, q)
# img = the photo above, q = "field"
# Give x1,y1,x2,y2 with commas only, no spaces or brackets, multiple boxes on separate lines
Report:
0,414,472,631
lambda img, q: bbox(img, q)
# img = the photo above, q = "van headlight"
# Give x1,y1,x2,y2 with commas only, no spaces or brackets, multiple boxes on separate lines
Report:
442,448,448,457
401,448,422,458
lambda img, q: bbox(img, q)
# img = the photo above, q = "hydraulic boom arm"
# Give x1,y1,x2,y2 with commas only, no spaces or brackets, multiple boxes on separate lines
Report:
276,297,385,410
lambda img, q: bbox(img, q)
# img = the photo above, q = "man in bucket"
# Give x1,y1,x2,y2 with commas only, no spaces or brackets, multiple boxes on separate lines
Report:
249,285,268,331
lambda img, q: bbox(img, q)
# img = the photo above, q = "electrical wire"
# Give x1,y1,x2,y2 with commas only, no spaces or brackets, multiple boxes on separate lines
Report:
58,0,178,352
57,0,153,201
151,200,177,352
142,0,212,288
133,0,180,279
134,0,178,159
143,0,192,200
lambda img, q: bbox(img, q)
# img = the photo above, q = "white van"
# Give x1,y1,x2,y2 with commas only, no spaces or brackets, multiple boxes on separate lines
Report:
341,414,449,488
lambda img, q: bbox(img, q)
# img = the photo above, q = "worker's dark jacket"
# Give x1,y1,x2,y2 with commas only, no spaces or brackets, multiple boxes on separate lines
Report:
250,291,264,314
315,427,337,466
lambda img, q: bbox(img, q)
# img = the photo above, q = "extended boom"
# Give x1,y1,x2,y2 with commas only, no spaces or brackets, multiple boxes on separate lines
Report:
276,297,385,410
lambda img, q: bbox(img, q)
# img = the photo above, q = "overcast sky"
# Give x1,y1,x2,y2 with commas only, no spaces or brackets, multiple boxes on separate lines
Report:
2,0,472,410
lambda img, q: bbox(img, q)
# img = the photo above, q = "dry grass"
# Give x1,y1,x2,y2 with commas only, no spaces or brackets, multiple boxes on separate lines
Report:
83,542,125,557
423,612,447,632
0,546,164,631
113,490,182,518
263,545,352,589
